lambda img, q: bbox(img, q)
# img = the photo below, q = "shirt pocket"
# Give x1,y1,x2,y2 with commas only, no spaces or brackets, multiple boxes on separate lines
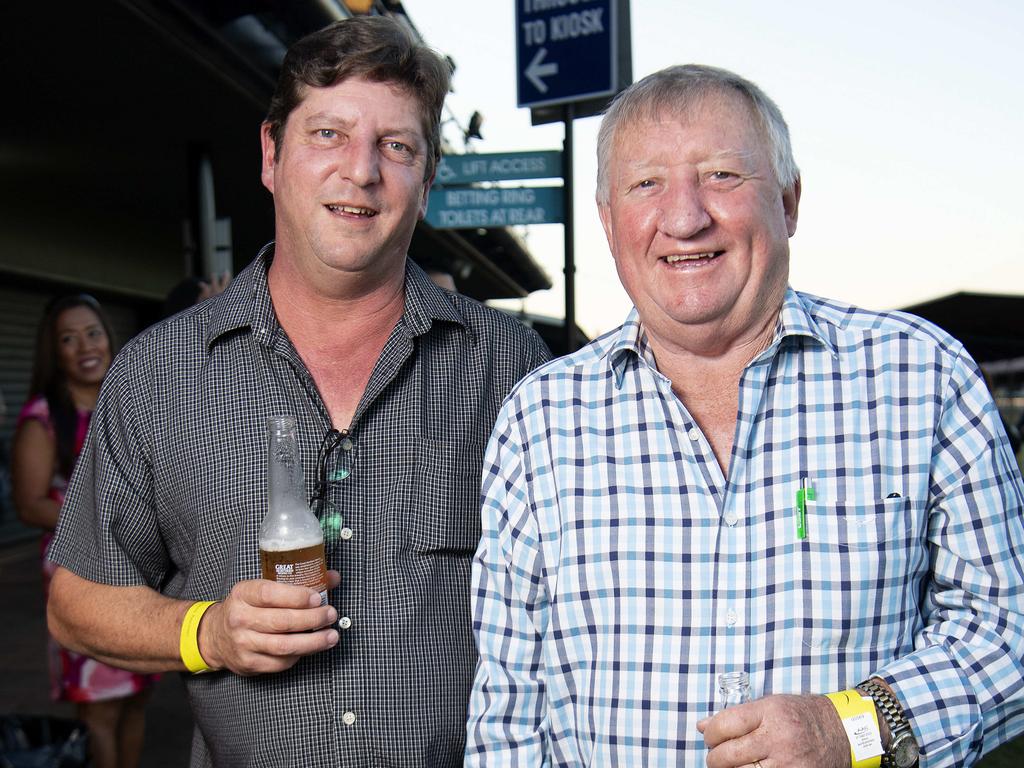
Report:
805,495,907,551
799,495,911,651
406,439,486,556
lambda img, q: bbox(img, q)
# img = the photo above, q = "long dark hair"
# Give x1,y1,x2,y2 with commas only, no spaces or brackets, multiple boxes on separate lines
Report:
29,294,118,479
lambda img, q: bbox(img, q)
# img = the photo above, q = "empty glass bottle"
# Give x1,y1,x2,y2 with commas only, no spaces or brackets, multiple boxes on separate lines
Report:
718,670,751,709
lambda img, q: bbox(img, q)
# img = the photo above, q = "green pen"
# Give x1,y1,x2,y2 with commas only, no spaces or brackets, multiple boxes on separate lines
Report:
796,477,815,540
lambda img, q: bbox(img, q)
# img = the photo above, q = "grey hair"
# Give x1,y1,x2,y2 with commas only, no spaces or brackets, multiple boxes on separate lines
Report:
595,64,799,203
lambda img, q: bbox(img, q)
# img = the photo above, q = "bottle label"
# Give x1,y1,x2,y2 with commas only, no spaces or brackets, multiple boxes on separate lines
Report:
259,541,329,606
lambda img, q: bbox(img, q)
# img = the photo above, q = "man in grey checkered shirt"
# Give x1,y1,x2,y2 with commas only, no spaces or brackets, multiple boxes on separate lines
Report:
45,15,548,767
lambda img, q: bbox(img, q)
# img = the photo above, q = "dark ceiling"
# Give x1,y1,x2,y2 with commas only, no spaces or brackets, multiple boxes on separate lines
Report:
1,0,550,301
2,1,278,269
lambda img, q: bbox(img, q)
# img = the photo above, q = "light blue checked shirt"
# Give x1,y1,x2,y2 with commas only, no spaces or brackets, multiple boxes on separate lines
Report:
465,288,1024,767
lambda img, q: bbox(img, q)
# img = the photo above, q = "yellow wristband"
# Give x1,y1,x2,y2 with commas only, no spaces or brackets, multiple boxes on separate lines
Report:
826,689,883,768
179,600,216,674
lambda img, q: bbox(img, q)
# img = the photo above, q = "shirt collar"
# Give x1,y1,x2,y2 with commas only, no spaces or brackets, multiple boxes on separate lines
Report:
607,309,646,387
606,287,837,388
205,242,276,349
773,287,837,356
402,258,469,337
205,243,468,350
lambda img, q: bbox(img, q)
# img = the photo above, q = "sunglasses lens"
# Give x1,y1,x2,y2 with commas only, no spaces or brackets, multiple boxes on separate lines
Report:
314,430,350,545
320,504,343,543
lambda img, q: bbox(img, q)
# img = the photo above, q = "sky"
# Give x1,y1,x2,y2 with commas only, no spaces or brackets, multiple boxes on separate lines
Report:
402,0,1024,339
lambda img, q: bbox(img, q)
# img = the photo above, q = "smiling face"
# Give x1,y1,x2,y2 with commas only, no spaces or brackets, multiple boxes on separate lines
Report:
598,93,800,353
260,75,431,289
55,305,112,389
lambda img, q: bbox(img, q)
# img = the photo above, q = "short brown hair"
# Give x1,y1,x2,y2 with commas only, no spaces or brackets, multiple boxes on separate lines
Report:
265,15,451,180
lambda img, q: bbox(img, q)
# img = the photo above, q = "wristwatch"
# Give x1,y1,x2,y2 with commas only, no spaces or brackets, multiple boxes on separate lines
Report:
858,679,920,768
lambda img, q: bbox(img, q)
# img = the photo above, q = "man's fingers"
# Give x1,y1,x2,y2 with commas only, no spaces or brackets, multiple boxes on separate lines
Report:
201,577,341,674
248,626,339,660
327,569,341,589
230,627,339,676
702,694,852,768
233,578,326,609
700,702,763,748
704,729,766,768
244,604,337,634
203,599,340,675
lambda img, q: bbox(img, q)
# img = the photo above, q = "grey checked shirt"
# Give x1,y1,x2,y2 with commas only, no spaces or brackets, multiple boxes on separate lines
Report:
49,245,550,767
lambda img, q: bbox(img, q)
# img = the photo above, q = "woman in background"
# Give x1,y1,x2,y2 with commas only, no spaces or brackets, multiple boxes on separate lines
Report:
12,294,157,768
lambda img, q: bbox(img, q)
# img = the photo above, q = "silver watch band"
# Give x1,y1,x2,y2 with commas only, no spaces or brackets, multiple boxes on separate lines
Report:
858,679,916,768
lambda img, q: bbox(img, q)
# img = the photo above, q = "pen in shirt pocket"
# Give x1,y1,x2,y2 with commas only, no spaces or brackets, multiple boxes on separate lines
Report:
796,477,815,540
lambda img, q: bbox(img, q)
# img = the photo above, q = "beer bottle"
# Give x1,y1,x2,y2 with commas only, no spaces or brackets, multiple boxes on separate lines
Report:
259,415,328,605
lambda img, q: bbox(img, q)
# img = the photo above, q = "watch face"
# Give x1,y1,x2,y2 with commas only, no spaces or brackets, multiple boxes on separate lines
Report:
892,732,919,767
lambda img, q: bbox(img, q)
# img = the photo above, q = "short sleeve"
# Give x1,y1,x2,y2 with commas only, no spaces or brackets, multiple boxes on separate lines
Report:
47,343,170,589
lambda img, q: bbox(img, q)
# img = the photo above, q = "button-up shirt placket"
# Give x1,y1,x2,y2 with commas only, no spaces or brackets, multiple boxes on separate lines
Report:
331,324,418,761
327,420,364,758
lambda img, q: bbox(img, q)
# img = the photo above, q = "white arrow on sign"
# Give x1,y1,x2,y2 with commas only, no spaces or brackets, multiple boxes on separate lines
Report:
525,47,558,94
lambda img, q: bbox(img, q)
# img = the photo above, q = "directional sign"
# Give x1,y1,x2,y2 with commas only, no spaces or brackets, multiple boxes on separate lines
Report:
425,186,563,229
516,0,621,109
435,150,562,186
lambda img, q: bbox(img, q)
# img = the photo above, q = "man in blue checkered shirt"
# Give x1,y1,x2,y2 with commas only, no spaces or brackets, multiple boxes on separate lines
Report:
465,65,1024,768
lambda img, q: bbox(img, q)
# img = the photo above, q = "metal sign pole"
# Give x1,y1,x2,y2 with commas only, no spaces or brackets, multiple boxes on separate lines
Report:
563,102,576,354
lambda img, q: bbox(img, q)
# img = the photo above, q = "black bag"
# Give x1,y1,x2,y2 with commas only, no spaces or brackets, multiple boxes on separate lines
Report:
0,715,90,768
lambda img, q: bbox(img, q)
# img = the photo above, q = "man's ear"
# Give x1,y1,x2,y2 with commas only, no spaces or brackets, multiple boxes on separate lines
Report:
784,176,801,237
598,201,615,247
260,123,277,194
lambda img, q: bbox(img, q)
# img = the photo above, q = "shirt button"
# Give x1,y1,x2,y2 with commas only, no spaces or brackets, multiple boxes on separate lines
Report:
687,427,700,441
342,711,356,726
338,616,352,630
724,511,739,526
726,610,738,627
340,437,354,451
339,527,353,541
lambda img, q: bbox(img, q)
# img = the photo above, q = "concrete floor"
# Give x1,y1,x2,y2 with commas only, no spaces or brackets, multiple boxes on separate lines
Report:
0,537,193,766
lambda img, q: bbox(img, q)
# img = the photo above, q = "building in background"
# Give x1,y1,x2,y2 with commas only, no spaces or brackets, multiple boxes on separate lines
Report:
900,292,1024,461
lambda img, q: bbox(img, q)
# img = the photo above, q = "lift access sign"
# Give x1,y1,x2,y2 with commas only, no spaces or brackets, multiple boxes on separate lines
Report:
516,0,616,109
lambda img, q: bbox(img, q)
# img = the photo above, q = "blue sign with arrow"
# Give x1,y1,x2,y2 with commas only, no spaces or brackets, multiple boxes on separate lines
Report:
516,0,619,109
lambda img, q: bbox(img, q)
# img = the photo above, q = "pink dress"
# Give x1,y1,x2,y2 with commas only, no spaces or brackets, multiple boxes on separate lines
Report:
17,395,159,703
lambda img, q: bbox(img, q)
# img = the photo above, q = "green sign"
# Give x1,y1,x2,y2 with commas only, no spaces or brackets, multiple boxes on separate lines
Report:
425,186,564,229
435,150,562,185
